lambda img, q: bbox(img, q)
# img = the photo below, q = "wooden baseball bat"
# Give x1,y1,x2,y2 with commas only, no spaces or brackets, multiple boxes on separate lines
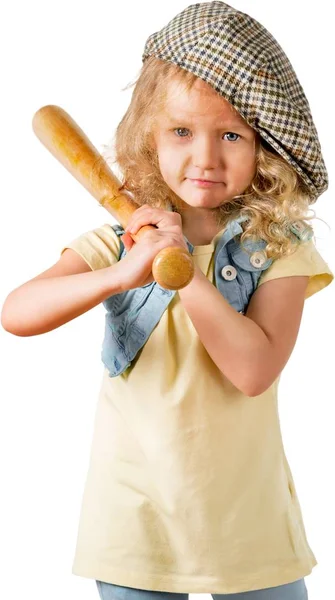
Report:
32,105,194,290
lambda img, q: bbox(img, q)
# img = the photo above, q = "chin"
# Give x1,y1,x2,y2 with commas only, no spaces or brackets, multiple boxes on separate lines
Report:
190,192,228,208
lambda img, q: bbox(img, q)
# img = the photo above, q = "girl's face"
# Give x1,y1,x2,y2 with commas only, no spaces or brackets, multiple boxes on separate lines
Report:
153,78,257,210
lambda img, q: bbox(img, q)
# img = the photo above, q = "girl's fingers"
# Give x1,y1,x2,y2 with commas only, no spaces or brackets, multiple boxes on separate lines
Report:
126,215,152,234
125,205,150,233
126,206,170,234
121,233,134,251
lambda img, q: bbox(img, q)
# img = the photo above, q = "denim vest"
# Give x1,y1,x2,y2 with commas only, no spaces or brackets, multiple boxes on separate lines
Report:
101,216,305,377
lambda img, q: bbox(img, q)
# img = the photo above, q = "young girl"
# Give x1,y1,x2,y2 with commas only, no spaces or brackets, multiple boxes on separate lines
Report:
2,1,334,599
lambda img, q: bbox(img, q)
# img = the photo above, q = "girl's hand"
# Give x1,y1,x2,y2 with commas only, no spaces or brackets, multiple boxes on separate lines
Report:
117,204,188,291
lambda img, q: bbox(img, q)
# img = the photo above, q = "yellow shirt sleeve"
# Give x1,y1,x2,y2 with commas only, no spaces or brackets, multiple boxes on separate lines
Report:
59,223,121,270
257,239,334,299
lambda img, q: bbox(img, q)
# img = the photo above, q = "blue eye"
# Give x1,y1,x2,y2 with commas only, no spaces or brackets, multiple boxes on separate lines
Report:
172,129,240,141
174,128,190,137
224,132,240,142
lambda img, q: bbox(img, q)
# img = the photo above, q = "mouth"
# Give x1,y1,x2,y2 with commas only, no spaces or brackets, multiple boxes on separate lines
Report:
188,178,223,187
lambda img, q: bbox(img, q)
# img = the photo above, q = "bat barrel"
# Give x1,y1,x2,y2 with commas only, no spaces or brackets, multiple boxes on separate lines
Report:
32,105,194,290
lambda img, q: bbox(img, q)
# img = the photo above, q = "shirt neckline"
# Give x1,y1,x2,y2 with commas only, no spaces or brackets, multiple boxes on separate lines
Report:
192,226,226,255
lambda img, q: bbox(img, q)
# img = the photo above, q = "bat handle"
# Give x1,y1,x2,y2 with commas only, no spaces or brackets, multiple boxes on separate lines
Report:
127,225,194,290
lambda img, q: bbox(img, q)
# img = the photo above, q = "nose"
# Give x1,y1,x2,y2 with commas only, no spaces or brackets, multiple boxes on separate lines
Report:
192,135,220,170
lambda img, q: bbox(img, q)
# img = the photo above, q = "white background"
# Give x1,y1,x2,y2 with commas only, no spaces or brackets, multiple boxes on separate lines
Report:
0,1,334,599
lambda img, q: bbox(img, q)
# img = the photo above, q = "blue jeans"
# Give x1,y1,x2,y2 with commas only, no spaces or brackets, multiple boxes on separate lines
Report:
96,578,308,600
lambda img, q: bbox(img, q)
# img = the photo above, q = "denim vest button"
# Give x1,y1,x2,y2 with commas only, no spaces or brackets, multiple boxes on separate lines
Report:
221,265,237,280
250,250,267,268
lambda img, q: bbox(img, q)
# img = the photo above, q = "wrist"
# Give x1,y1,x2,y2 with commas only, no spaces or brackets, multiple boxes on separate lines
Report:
99,262,126,296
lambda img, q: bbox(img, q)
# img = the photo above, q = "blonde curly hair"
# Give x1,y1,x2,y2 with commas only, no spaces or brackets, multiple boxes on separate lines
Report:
102,56,320,260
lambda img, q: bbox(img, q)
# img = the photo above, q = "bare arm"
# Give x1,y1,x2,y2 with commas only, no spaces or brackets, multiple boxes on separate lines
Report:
1,249,124,337
178,264,309,397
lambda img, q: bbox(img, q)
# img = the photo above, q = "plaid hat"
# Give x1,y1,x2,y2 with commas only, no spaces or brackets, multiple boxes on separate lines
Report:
142,1,328,203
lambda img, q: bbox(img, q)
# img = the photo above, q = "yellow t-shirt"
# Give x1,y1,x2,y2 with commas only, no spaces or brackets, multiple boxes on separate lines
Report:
60,224,333,594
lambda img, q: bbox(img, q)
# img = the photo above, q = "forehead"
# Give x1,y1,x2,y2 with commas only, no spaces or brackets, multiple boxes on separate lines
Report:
162,77,250,128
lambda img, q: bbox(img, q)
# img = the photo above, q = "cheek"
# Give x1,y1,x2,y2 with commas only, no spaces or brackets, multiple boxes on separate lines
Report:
157,151,171,180
156,154,176,189
238,146,257,173
158,147,182,180
227,149,256,189
249,153,257,179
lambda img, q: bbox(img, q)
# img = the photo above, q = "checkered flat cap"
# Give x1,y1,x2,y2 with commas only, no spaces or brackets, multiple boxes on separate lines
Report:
143,1,328,202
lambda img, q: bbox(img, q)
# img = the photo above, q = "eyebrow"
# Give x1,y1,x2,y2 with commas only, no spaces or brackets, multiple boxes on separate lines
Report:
162,114,249,129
